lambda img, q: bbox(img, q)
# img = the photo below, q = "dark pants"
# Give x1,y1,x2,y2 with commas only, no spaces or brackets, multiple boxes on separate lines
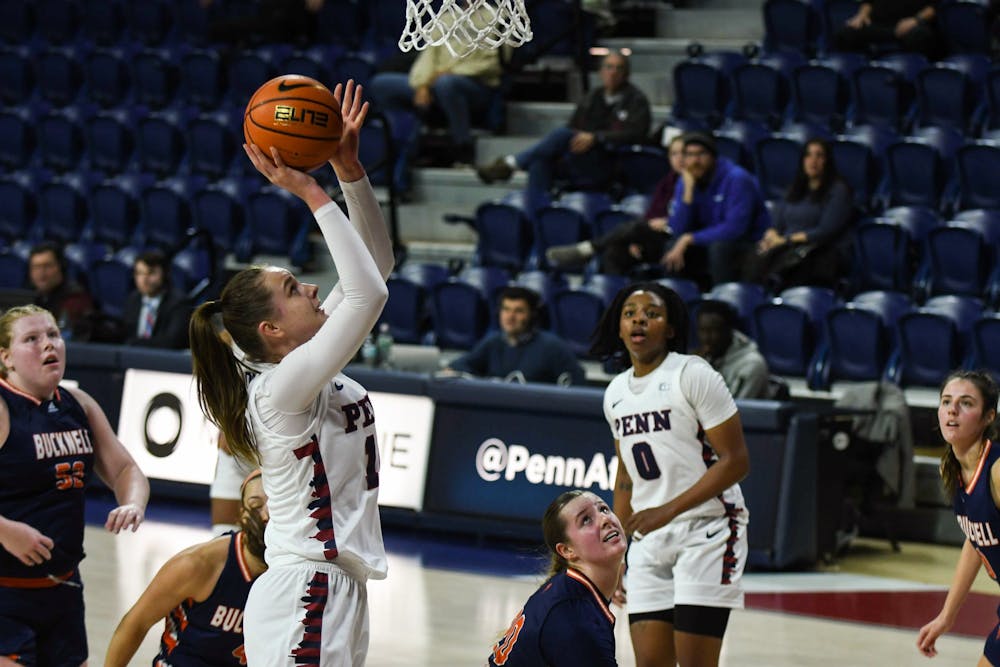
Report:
834,22,940,59
742,242,844,292
515,127,614,216
593,219,670,276
665,238,754,290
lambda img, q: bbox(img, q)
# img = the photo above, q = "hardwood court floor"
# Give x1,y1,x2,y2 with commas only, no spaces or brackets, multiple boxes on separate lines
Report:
79,503,993,667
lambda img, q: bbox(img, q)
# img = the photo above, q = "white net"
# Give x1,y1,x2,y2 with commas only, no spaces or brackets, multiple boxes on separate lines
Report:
399,0,533,59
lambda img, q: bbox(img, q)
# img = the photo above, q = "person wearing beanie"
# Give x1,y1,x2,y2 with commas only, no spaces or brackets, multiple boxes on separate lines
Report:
661,132,770,289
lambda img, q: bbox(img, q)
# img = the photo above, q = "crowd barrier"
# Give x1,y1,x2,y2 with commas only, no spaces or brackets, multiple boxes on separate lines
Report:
67,342,821,570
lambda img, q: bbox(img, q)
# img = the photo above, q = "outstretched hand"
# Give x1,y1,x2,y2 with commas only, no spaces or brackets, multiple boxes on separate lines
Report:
244,143,318,197
328,79,369,180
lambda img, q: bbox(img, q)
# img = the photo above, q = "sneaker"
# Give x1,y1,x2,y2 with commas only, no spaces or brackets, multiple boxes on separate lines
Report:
546,241,594,268
475,157,514,184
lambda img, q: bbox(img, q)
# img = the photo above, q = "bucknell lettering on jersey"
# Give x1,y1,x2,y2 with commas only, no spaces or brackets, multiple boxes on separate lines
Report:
341,394,375,433
33,428,94,459
209,605,244,633
958,514,1000,547
615,409,672,437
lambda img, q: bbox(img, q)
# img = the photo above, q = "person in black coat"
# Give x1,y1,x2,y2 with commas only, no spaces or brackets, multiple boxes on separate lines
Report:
121,250,193,349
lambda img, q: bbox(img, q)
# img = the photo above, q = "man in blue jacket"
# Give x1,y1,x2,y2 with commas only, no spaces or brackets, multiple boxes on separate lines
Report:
662,132,770,289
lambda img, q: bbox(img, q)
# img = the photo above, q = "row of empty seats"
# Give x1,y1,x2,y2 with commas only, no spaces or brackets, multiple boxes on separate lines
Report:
673,50,1000,135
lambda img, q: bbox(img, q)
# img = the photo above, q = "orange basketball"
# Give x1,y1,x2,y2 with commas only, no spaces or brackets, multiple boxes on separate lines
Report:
243,75,342,172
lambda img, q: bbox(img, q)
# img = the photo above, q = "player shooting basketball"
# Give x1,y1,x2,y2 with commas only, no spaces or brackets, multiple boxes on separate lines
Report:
188,79,394,666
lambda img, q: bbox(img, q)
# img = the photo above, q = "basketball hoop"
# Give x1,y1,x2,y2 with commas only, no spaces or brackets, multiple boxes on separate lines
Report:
399,0,533,59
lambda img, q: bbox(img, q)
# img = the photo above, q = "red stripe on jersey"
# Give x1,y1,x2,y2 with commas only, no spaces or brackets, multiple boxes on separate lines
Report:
234,532,253,582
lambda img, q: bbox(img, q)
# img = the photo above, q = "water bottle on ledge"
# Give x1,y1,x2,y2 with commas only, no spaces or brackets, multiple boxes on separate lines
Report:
361,332,378,366
375,323,394,369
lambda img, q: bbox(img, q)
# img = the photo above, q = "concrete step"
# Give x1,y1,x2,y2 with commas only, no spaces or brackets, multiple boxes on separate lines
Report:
657,6,765,41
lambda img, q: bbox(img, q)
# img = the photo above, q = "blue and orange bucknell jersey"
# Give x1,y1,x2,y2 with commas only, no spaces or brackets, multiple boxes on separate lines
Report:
954,440,1000,583
0,379,94,579
155,532,258,667
488,568,617,667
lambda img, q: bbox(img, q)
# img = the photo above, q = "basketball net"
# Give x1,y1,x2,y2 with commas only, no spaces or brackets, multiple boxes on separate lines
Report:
399,0,533,59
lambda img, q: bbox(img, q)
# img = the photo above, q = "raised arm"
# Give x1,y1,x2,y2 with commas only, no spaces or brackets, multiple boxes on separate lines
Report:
104,540,223,667
70,387,148,533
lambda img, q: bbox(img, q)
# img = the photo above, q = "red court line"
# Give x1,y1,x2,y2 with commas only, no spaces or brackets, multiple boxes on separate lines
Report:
746,590,999,637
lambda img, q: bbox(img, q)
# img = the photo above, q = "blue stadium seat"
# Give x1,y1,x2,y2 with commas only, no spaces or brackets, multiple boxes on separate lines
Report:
333,52,377,92
0,0,34,45
192,178,246,250
713,119,769,170
136,108,190,177
37,174,89,244
470,200,534,273
511,270,568,327
763,0,822,56
852,62,917,132
381,276,431,344
581,273,628,306
429,279,490,350
534,204,591,271
0,107,35,169
671,51,745,129
830,136,880,212
754,297,819,377
181,49,226,109
37,107,87,173
884,139,951,212
88,109,137,175
754,134,803,201
82,0,125,46
706,281,769,335
358,113,395,188
127,0,175,45
282,46,336,86
36,46,85,108
88,174,145,248
0,251,28,289
0,173,37,242
228,47,284,108
170,239,215,301
317,1,365,51
35,0,80,45
956,141,1000,211
657,277,702,305
938,0,992,54
141,177,196,252
549,287,606,357
887,295,983,387
615,145,671,196
971,313,1000,380
132,48,181,111
235,186,313,268
188,111,239,179
0,45,34,107
731,57,796,128
85,48,131,109
456,265,511,305
791,60,853,131
820,0,863,53
918,220,998,299
63,240,110,282
397,262,450,291
915,61,987,134
88,256,132,319
809,292,913,389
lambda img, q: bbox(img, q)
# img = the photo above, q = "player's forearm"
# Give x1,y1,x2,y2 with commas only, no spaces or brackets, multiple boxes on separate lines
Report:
340,175,395,279
662,450,748,519
104,619,149,667
938,540,982,623
112,462,150,511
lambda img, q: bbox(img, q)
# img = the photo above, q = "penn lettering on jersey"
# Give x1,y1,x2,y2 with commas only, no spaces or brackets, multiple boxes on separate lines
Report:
614,409,672,437
958,514,1000,547
341,393,375,433
33,428,94,459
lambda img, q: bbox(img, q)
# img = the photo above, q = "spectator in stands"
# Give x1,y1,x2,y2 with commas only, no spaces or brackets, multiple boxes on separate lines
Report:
28,242,94,341
742,139,854,293
475,50,651,212
546,135,685,274
662,132,770,289
834,1,941,60
694,300,770,400
370,1,504,168
121,250,193,350
445,286,586,385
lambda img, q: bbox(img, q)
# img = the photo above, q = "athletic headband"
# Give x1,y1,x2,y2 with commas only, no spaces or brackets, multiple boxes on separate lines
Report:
240,469,263,496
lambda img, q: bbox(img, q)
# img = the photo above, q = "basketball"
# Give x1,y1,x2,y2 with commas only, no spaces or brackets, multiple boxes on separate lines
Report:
243,75,342,172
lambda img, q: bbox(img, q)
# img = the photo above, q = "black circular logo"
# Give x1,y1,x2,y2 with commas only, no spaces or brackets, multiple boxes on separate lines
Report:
143,393,183,458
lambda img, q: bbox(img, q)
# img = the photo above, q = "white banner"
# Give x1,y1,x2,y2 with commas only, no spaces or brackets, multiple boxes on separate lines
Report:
369,391,433,511
116,370,434,510
117,369,219,485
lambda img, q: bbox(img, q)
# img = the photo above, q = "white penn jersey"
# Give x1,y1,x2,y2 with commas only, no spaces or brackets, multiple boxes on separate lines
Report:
247,368,386,581
604,352,746,522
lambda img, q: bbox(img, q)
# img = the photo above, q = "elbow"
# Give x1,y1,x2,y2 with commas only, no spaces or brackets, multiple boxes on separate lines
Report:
371,281,389,308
